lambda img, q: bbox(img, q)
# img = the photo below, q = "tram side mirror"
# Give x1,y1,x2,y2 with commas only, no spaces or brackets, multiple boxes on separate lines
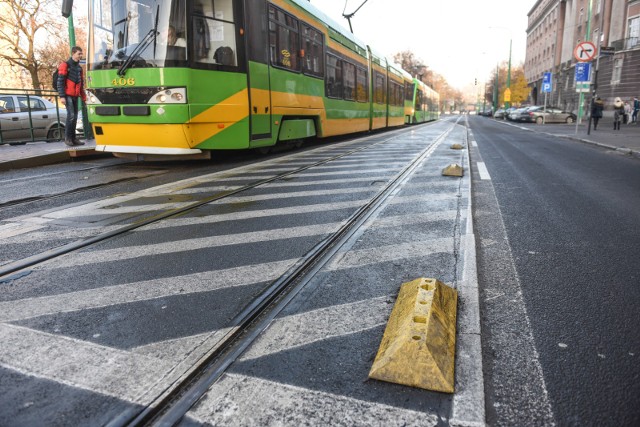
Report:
61,0,74,18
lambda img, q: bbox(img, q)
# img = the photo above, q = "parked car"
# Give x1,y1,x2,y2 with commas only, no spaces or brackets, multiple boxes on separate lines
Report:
493,108,507,119
0,94,66,145
508,107,528,121
522,106,577,124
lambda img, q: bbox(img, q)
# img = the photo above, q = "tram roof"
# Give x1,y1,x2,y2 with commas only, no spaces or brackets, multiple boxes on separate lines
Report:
289,0,369,51
288,0,420,84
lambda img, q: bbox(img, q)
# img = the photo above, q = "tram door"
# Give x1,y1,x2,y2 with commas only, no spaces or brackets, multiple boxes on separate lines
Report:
245,0,272,143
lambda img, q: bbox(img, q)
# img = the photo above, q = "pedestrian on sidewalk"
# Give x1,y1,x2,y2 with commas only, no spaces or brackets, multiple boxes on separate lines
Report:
624,101,632,124
57,46,86,147
633,97,639,124
613,97,624,130
591,97,604,130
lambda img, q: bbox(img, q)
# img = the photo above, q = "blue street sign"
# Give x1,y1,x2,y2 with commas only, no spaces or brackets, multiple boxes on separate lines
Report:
575,62,592,83
542,72,552,93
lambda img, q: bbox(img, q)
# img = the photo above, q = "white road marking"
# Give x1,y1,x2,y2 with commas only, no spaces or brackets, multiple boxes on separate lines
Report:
241,297,390,361
0,323,171,403
0,260,296,322
326,238,453,270
477,162,492,180
185,373,438,426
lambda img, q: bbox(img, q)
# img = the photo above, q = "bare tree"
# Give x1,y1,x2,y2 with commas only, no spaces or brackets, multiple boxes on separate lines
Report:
0,0,74,92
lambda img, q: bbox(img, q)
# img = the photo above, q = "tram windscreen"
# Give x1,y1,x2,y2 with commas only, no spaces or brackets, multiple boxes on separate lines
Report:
89,0,187,70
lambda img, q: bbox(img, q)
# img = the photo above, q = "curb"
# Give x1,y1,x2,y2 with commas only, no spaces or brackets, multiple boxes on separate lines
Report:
494,119,640,158
0,147,111,172
557,134,640,158
0,151,70,172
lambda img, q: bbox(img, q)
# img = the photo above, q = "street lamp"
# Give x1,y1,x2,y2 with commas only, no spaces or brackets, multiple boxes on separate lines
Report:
489,27,513,109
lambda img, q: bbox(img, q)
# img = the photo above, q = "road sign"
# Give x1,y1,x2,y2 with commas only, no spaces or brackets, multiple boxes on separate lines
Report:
574,41,596,62
576,83,590,93
504,88,511,102
600,46,615,56
575,62,592,82
542,72,552,93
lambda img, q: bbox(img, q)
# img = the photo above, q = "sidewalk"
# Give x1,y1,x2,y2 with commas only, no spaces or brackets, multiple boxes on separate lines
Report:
499,117,640,158
0,138,107,172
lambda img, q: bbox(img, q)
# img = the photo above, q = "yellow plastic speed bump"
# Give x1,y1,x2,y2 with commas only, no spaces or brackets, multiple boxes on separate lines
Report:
369,278,458,393
442,163,463,177
450,143,464,150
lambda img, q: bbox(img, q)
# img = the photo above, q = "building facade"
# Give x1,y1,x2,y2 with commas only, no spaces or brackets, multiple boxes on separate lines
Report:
526,0,640,115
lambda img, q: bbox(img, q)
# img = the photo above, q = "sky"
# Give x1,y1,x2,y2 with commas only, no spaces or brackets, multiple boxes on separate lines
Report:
312,0,534,89
71,0,532,90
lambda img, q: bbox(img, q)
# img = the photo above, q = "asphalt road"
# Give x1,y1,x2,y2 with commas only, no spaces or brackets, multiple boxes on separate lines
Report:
469,116,640,426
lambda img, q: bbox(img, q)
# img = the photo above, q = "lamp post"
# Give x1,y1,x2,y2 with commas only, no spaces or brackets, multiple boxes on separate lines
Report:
493,63,499,113
489,27,513,109
506,38,512,109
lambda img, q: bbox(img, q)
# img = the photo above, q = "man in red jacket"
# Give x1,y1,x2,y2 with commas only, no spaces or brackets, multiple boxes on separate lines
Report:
57,46,87,146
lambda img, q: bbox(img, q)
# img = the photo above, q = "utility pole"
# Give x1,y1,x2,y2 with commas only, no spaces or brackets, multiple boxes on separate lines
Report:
493,64,499,113
587,0,605,135
506,39,512,109
577,0,593,130
61,0,93,140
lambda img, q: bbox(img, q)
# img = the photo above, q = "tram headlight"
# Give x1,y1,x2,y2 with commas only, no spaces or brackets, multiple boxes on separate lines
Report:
150,88,187,104
85,90,101,105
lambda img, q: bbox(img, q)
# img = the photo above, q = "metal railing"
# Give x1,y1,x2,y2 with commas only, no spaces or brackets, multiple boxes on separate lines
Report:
0,88,67,145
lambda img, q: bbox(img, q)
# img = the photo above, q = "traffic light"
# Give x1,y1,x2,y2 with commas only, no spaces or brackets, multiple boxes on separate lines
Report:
62,0,74,18
475,78,477,85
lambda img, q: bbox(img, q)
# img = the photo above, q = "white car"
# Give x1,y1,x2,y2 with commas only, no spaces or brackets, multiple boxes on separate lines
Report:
0,94,66,144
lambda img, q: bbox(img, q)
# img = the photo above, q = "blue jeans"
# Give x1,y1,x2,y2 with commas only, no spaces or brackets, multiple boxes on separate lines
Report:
64,96,79,141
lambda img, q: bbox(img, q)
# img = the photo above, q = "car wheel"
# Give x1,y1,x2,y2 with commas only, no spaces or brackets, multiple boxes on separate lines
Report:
536,117,543,124
47,126,64,142
566,117,574,124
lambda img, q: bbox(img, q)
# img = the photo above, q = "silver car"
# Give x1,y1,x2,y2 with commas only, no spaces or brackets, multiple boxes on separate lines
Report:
0,94,67,145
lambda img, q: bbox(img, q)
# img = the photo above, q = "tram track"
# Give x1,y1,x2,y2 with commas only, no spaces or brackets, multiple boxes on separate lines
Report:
0,124,439,280
102,123,454,427
0,120,470,426
0,160,170,213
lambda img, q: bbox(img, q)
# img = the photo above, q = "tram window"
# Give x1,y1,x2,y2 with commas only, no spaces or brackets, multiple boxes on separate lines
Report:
343,62,356,100
415,89,423,111
375,73,386,104
268,6,300,71
405,82,415,101
325,54,342,98
193,0,237,66
392,82,403,106
356,67,368,102
301,24,323,78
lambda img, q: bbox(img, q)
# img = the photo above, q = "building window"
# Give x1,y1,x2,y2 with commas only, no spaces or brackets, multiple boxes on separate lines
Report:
628,17,639,49
611,58,623,84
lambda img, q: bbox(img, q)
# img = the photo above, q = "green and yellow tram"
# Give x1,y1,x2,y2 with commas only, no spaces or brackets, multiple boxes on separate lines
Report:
85,0,438,159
